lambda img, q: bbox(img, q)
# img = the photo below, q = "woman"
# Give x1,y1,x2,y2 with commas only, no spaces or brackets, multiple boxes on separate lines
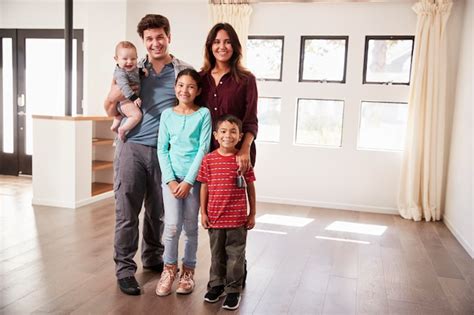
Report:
199,23,258,172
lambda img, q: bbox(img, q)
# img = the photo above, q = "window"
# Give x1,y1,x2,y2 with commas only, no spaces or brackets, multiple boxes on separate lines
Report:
257,97,281,143
299,36,348,83
358,101,408,151
363,36,414,85
295,98,344,147
247,36,284,81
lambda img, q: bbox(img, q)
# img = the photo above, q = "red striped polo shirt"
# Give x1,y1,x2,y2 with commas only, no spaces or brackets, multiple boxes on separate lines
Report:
197,150,256,229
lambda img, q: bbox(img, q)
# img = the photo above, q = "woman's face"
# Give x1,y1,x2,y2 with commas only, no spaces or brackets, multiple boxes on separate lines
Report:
212,29,233,65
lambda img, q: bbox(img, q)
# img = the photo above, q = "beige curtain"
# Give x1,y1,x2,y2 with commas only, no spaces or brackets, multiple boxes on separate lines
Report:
208,2,253,63
398,0,453,221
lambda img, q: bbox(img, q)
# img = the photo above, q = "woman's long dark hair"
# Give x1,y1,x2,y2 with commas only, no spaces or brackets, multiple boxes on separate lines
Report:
202,23,250,83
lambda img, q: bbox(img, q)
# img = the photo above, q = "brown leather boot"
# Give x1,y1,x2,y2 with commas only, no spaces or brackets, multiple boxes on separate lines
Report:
176,265,195,294
155,264,178,296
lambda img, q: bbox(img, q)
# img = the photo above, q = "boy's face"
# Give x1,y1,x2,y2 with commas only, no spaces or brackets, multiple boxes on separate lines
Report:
143,28,171,61
114,47,138,71
213,120,242,150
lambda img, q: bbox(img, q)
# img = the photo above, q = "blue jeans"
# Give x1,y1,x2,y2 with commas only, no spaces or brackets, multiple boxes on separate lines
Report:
162,180,200,268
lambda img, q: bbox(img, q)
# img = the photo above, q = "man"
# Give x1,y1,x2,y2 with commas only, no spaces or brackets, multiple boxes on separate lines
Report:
104,14,191,295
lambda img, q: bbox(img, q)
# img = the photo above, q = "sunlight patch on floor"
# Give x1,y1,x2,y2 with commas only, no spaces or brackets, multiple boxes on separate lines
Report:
325,221,387,236
315,235,370,245
256,214,314,227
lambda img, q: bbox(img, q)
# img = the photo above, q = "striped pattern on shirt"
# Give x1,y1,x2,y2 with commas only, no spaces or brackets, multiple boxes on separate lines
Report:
197,150,256,229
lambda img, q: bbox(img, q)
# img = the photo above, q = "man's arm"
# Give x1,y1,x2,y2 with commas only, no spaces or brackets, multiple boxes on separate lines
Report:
103,79,123,117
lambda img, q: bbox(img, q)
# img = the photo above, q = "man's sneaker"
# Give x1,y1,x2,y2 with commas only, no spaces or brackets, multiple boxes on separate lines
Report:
155,264,177,296
143,262,164,273
118,276,141,295
176,265,195,294
204,285,225,303
222,292,241,310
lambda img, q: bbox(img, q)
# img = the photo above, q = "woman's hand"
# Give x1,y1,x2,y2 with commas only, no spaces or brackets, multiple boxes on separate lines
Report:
236,146,251,174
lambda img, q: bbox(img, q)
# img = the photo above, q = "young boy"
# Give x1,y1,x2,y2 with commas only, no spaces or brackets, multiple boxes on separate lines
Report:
110,41,143,141
197,114,256,310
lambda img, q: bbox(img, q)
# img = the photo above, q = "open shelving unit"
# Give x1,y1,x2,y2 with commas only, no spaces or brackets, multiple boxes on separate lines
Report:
32,115,116,208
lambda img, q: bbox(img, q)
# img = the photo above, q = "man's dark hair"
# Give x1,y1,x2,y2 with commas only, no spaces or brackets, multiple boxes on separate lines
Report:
215,114,243,133
137,14,170,39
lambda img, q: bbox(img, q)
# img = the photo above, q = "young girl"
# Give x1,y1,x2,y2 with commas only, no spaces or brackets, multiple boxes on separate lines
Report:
156,69,211,296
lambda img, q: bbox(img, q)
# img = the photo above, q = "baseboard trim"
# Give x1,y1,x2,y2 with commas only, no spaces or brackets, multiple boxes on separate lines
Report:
443,216,474,259
32,198,76,209
32,192,114,209
256,196,399,215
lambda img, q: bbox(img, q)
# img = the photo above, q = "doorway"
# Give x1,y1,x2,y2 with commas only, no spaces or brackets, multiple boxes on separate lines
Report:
0,29,83,175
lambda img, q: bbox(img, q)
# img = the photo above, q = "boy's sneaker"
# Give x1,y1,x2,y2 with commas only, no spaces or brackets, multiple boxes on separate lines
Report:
204,285,225,303
222,292,241,310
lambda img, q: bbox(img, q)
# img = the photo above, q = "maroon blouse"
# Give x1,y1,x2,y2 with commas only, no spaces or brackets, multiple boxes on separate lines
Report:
198,71,258,165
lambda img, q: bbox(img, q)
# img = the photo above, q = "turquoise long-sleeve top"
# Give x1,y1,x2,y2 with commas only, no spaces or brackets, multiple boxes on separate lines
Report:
157,106,212,185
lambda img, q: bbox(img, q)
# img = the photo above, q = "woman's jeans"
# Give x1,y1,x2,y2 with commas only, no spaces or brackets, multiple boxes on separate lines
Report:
162,180,200,269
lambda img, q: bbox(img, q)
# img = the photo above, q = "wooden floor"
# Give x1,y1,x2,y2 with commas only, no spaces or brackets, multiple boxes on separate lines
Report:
1,175,473,315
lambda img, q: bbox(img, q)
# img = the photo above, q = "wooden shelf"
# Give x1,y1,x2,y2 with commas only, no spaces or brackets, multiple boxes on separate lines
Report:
92,138,114,146
91,182,113,196
92,160,113,171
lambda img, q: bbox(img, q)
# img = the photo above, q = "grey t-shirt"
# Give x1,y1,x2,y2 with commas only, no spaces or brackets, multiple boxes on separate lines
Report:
125,56,192,147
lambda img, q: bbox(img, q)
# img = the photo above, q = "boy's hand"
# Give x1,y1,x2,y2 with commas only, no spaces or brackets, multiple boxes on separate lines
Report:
201,213,210,229
134,98,142,107
174,182,192,199
245,214,256,230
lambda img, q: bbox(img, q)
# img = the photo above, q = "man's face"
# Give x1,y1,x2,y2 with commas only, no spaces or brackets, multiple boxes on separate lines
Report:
143,28,170,61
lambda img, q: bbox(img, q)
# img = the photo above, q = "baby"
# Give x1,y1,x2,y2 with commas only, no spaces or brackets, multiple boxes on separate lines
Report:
110,41,143,141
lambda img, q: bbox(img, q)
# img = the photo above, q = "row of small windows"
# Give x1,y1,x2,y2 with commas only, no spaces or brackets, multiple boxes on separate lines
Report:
247,35,415,85
257,97,408,152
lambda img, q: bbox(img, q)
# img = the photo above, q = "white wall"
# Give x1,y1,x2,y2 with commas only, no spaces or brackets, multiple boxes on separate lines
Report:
1,1,470,228
0,0,127,115
444,0,473,258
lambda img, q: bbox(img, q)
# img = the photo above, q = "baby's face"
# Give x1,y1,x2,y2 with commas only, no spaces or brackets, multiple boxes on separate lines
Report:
115,47,138,71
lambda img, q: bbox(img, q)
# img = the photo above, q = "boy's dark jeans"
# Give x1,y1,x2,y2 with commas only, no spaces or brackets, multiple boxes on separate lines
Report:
207,226,247,293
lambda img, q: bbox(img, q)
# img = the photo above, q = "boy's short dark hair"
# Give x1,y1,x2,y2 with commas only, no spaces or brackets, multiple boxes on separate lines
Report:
215,114,243,133
137,14,170,39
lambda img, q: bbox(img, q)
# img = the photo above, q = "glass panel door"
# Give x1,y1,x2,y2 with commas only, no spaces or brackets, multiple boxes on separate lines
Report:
0,29,83,176
0,30,18,175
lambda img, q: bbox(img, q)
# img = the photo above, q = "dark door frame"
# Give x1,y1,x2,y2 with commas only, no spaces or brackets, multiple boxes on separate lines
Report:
0,28,84,176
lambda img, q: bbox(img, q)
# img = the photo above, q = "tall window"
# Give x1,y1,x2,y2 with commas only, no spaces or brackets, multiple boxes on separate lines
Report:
299,36,348,83
295,98,344,147
247,36,284,81
363,36,414,85
257,97,281,143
